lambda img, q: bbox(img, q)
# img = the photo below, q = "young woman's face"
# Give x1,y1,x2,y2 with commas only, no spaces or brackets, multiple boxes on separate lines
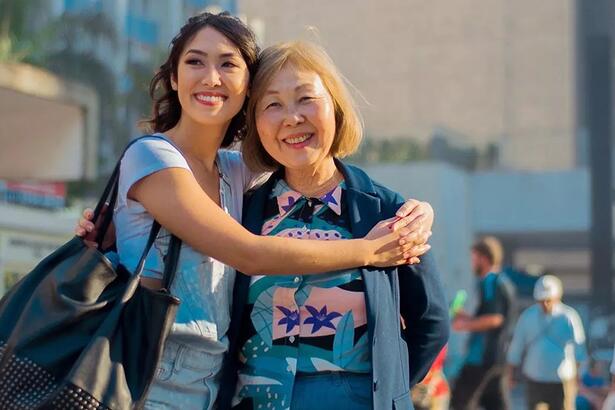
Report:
255,65,337,172
172,26,249,129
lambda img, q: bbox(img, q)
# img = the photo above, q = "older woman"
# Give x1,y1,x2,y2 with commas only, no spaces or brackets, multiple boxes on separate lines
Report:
220,41,449,410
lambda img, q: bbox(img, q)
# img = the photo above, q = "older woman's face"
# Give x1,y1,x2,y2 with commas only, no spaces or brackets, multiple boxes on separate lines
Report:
255,65,336,172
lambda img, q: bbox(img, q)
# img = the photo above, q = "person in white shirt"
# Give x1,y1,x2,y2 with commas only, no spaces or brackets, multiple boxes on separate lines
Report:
507,275,587,410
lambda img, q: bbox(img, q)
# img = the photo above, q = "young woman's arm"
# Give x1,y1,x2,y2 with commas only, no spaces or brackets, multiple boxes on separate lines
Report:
127,167,417,275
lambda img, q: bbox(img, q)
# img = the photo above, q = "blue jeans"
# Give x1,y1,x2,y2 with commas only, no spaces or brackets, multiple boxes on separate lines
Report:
144,339,223,410
290,372,372,410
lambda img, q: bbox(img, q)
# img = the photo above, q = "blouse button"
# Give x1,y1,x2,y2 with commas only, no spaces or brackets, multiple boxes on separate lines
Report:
293,276,301,283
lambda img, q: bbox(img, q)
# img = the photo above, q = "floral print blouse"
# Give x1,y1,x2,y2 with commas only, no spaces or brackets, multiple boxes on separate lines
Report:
233,179,371,409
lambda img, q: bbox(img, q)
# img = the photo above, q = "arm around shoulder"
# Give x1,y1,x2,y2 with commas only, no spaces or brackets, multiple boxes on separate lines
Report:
129,167,409,275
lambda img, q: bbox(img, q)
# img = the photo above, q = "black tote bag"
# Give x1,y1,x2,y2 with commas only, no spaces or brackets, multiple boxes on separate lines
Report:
0,136,182,409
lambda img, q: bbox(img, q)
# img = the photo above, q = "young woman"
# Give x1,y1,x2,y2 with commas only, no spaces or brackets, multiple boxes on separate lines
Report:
220,41,449,410
75,12,435,410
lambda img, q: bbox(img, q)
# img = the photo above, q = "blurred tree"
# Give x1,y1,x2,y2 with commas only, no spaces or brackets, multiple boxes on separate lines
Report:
3,4,125,198
33,11,121,158
0,0,46,61
35,11,122,200
349,137,427,165
122,54,167,135
0,3,168,203
0,4,120,159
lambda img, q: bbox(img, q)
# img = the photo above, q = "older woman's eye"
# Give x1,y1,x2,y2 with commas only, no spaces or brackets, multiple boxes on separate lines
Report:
265,102,281,109
222,61,238,68
300,96,315,102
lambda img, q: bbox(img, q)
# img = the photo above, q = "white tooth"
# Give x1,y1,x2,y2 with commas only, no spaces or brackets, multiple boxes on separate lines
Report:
286,134,311,144
196,95,224,102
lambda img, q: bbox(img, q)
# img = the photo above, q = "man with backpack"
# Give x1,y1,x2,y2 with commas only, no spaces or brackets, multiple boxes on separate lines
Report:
506,275,587,410
450,237,516,410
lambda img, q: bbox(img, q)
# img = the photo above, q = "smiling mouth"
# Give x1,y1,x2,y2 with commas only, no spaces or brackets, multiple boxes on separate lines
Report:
284,133,313,145
194,93,227,105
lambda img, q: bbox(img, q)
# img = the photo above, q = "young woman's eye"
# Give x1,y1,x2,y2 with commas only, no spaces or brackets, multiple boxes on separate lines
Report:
186,58,203,66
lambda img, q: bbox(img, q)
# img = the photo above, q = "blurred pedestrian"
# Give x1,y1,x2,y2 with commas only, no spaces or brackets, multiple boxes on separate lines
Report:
450,236,516,410
603,345,615,410
507,275,587,410
412,346,450,410
577,358,609,410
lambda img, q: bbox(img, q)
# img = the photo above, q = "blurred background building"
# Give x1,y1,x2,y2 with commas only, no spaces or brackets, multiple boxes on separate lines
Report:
1,0,613,367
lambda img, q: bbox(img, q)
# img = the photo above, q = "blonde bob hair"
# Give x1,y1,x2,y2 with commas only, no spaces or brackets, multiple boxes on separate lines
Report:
242,41,364,171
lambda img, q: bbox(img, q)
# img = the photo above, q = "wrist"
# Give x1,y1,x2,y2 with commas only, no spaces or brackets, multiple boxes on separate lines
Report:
357,238,372,266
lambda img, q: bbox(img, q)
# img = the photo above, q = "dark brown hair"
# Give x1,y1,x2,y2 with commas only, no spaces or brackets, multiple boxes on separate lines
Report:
143,12,259,147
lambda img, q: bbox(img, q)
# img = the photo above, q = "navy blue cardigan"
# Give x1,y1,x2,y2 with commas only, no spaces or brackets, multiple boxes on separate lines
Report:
218,160,449,410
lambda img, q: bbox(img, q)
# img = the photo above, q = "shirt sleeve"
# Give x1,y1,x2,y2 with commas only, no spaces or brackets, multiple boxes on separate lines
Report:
507,309,528,366
568,308,588,363
118,137,191,206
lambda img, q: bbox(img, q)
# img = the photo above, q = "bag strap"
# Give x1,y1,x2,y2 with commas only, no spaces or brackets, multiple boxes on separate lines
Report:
132,221,182,286
162,235,182,290
91,135,168,247
133,221,162,277
93,135,183,286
